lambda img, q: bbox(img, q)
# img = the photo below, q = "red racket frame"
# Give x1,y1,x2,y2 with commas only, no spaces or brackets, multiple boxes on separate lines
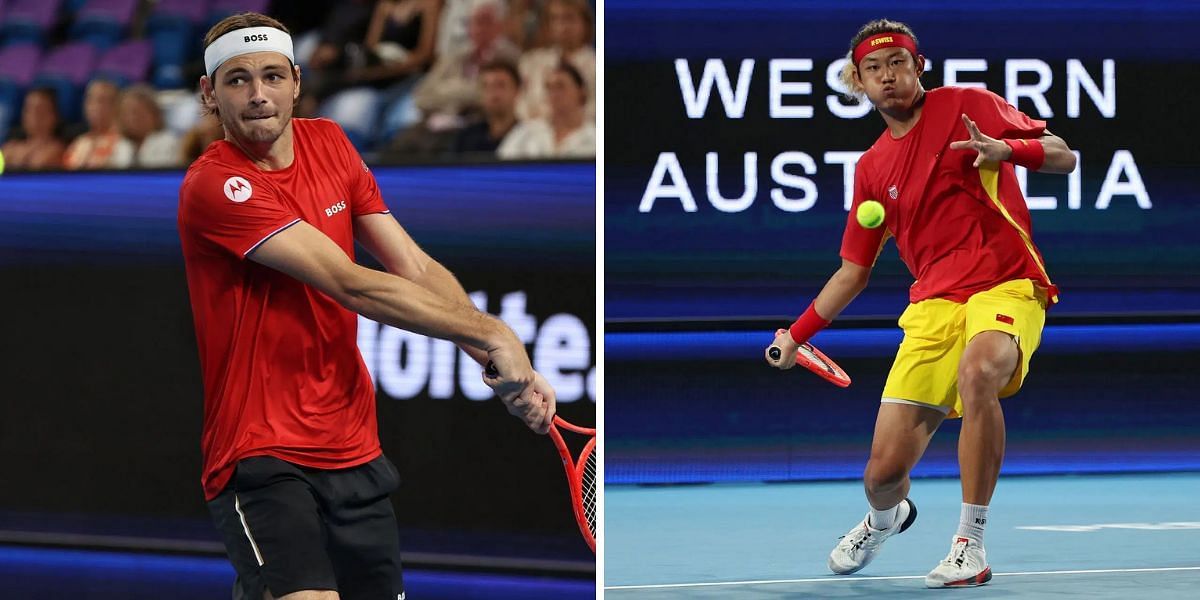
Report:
773,329,852,387
548,416,596,552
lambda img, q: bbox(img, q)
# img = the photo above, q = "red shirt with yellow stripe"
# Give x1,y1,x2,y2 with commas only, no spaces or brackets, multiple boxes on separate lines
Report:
840,86,1058,305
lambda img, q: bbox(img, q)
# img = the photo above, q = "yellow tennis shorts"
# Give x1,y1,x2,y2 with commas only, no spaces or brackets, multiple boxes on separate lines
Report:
881,279,1048,419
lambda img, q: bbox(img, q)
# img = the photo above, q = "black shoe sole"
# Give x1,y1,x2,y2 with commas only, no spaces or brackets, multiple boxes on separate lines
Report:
898,498,918,534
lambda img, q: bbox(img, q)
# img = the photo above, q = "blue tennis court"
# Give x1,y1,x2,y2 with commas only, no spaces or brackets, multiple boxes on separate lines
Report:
605,473,1200,598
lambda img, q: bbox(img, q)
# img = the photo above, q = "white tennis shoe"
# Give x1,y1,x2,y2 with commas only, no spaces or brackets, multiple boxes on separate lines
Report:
925,536,992,588
827,498,918,575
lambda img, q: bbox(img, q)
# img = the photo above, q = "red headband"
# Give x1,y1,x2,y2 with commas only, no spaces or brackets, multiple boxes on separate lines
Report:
853,32,918,65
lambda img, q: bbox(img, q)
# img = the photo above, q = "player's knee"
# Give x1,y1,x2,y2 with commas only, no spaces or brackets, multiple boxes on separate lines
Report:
863,461,907,495
958,359,1005,398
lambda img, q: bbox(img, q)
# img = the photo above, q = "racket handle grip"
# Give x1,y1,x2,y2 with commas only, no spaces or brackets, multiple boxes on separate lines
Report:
768,346,781,361
485,361,499,378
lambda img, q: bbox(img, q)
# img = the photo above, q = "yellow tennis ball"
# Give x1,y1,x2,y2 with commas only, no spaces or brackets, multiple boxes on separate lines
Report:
856,200,885,229
0,148,5,175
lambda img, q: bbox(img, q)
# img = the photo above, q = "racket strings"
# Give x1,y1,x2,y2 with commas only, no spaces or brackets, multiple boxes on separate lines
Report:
582,448,597,536
798,344,836,375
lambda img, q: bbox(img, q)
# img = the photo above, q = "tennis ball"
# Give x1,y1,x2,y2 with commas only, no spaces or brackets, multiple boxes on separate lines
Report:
856,200,885,229
0,148,5,175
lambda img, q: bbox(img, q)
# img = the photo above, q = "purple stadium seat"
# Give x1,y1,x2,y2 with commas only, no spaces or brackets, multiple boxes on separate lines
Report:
154,0,208,22
0,0,64,45
209,0,269,18
75,0,138,26
3,0,61,27
71,0,139,49
39,43,100,85
94,40,152,85
0,45,42,87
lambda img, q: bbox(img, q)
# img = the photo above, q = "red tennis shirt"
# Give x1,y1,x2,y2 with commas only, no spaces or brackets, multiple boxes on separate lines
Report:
841,86,1058,304
178,118,389,500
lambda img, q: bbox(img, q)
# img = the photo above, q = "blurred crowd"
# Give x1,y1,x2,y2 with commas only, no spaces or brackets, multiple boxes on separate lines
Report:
0,0,596,173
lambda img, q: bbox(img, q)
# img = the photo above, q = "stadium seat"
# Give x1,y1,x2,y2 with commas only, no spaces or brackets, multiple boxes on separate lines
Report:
94,40,152,87
206,0,269,29
0,0,63,47
32,42,99,123
146,0,209,89
69,0,138,50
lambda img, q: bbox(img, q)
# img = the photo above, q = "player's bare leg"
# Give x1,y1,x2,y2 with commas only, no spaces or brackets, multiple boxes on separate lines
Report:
829,402,943,574
926,330,1018,588
864,402,944,510
957,330,1018,505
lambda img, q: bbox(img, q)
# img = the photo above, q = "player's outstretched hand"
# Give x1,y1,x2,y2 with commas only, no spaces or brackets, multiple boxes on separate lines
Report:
949,113,1011,168
765,328,799,370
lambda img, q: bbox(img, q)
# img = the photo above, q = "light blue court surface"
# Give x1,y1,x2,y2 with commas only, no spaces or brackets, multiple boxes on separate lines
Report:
605,473,1200,598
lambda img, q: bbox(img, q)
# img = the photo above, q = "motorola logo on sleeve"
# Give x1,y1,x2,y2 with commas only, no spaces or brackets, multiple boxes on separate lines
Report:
224,176,253,203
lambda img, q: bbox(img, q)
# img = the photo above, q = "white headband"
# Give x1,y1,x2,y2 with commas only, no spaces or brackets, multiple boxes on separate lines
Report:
204,27,295,77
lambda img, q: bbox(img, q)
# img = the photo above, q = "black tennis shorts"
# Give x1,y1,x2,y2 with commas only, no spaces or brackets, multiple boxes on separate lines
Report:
207,454,405,599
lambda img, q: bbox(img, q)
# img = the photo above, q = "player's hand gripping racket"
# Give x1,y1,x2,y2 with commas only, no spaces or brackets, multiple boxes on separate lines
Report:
485,362,596,552
768,329,852,387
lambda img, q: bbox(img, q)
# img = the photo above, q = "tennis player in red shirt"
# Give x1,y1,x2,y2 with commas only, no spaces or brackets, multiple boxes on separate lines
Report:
766,19,1077,587
178,13,556,600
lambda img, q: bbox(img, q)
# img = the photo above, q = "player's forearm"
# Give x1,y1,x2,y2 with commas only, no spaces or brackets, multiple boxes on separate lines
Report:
813,263,870,321
341,266,514,354
409,260,493,365
1036,134,1077,174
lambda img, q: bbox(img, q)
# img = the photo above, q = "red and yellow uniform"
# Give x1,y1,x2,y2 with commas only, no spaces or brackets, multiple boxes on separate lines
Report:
841,86,1056,417
178,118,390,500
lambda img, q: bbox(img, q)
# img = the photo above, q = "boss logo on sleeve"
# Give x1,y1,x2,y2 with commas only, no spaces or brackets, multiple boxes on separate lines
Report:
224,176,253,202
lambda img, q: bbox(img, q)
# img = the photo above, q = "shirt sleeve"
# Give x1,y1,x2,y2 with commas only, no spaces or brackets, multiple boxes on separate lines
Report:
967,88,1047,140
329,121,389,217
179,167,300,258
839,159,888,268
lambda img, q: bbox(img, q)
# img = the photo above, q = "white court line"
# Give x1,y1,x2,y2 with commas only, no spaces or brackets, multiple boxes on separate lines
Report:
605,566,1200,590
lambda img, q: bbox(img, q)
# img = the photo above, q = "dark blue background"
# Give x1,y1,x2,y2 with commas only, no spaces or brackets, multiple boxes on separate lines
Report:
606,0,1200,321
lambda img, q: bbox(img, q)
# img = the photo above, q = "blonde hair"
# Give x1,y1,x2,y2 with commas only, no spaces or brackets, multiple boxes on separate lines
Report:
837,19,920,102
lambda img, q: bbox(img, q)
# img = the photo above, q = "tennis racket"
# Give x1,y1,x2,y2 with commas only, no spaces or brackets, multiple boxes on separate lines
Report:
548,416,597,552
485,363,596,552
768,329,852,387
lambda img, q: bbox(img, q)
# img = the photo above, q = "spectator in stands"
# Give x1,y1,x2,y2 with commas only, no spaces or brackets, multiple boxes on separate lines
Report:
392,0,518,155
516,0,594,121
505,0,540,50
453,59,521,155
0,88,66,171
118,85,182,168
179,112,223,165
350,0,442,86
294,0,377,116
498,61,594,159
311,0,445,146
64,80,134,170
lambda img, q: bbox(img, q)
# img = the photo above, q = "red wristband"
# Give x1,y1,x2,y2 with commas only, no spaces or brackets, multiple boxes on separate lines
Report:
789,302,831,345
1004,138,1045,171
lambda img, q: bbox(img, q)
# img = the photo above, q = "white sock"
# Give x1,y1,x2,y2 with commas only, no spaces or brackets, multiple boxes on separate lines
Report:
956,503,988,544
868,502,900,530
